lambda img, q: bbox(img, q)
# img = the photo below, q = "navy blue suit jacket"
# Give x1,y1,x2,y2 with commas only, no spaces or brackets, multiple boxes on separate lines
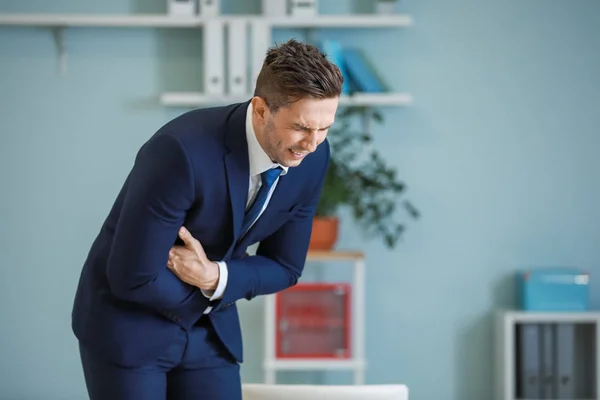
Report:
71,101,330,367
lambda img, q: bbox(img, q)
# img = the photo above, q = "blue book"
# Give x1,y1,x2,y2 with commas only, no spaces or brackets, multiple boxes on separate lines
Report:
319,40,351,94
341,47,386,93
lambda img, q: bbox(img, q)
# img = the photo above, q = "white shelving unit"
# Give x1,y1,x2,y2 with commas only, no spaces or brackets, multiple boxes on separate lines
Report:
495,310,600,400
0,13,412,28
268,15,412,28
263,250,366,385
0,13,203,27
160,92,413,107
0,12,414,107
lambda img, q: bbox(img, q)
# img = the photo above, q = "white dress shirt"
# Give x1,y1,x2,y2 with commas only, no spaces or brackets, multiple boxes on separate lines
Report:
202,102,288,313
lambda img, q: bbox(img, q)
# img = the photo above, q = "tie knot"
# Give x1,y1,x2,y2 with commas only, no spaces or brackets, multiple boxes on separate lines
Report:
261,167,282,187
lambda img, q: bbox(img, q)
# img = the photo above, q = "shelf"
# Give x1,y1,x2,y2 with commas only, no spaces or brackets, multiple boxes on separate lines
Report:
0,13,412,29
264,358,366,370
341,93,413,106
307,250,365,261
0,11,413,88
499,310,600,323
495,310,600,400
160,92,413,107
0,13,203,27
269,15,412,28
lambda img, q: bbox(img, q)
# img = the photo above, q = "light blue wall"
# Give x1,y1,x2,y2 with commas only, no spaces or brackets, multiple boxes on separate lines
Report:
2,0,600,399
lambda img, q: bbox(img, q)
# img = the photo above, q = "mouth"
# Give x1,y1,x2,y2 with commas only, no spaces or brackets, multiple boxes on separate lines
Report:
289,149,308,159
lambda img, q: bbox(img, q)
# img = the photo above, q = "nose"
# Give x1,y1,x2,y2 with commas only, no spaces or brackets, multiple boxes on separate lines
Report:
303,131,319,152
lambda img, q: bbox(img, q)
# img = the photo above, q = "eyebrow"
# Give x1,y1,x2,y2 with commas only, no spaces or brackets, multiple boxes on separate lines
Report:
292,122,332,131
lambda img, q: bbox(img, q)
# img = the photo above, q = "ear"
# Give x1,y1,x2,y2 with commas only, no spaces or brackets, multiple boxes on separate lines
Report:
251,96,268,122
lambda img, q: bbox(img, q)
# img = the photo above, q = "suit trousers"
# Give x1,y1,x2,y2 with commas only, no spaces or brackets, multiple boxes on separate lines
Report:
78,316,241,400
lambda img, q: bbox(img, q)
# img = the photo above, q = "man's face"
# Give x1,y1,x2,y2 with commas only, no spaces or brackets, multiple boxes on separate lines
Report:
252,96,338,168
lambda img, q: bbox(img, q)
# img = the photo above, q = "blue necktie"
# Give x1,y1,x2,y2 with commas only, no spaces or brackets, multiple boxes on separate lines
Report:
241,167,283,235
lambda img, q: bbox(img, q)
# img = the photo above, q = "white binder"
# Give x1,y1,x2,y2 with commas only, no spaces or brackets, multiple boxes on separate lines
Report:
199,0,220,17
167,0,196,17
227,20,248,95
262,0,288,16
250,21,272,91
204,19,225,95
290,0,318,17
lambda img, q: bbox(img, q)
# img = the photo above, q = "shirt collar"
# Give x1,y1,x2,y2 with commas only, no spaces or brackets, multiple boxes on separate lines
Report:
245,102,288,177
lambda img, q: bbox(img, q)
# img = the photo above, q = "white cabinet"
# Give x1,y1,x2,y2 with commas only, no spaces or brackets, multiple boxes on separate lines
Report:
263,250,366,384
495,310,600,400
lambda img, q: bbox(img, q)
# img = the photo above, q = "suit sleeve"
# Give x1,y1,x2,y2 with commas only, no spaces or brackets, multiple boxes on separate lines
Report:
209,140,330,312
105,133,209,328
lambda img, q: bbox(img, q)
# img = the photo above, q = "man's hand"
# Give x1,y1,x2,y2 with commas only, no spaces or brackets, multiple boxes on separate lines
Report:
167,227,219,291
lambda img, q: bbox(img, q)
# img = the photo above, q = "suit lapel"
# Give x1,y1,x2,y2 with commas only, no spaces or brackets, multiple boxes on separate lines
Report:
223,101,251,243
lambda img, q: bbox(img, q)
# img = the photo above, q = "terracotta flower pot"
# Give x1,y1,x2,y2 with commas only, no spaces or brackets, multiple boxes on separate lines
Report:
309,216,339,251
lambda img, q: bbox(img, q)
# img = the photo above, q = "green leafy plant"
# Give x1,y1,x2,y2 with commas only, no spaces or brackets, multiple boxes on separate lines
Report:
316,106,420,249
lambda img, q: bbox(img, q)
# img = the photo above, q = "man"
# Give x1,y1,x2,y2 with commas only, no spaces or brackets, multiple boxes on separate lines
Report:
71,38,343,399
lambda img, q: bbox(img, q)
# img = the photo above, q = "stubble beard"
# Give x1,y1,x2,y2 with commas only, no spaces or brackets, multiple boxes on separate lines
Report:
263,118,284,165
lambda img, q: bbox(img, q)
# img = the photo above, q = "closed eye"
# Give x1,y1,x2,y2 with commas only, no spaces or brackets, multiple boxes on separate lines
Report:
292,124,331,132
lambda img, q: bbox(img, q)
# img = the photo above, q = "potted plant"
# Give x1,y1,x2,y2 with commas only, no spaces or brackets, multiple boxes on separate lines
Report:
309,106,420,250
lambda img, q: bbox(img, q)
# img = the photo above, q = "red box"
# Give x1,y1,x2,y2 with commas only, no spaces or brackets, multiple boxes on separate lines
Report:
275,283,351,359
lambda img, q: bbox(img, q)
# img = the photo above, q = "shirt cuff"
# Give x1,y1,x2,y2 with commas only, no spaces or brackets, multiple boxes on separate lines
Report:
201,261,227,301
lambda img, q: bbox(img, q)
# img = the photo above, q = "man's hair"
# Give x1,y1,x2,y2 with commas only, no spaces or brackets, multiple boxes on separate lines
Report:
253,39,344,112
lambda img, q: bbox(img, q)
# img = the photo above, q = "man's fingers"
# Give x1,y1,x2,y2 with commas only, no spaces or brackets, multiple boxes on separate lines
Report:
178,226,195,247
167,250,179,271
178,226,202,254
170,247,196,262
